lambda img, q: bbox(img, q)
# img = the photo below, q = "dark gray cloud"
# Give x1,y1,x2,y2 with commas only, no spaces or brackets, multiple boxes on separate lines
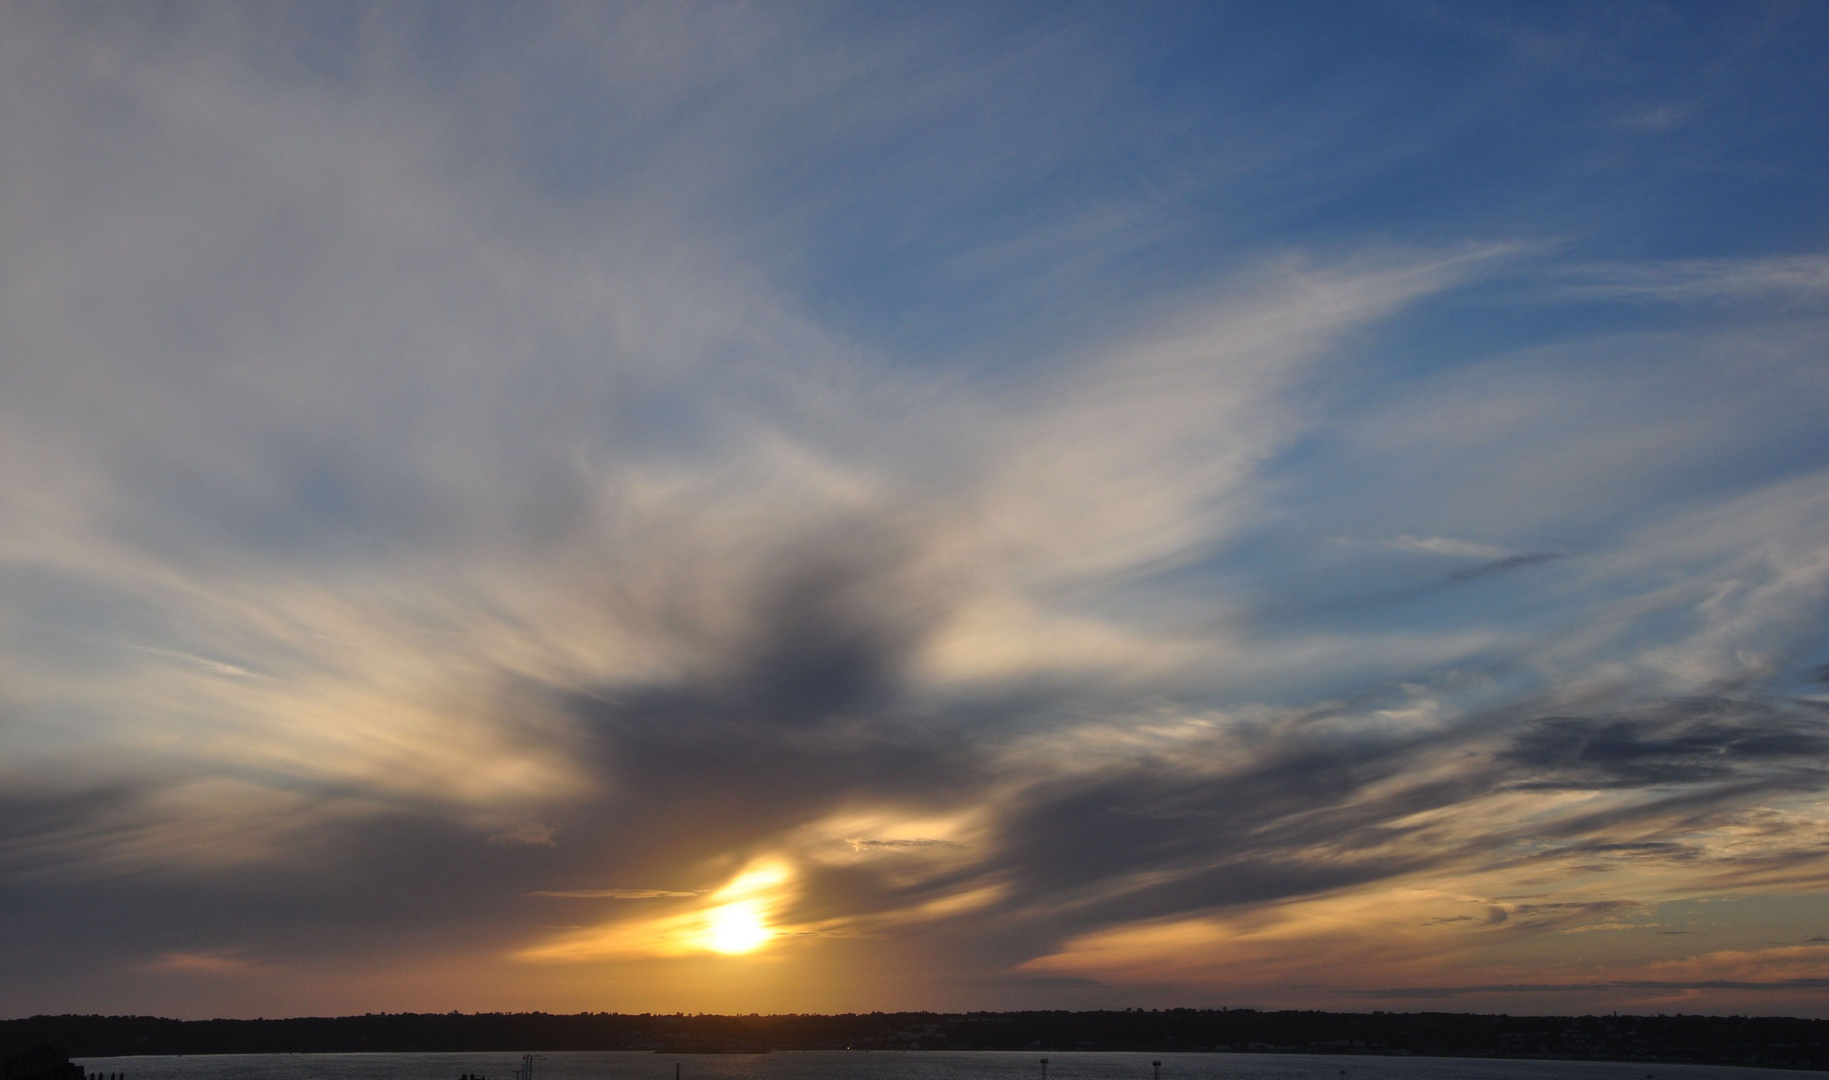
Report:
1249,548,1569,625
1501,698,1829,790
969,695,1827,953
1448,551,1564,582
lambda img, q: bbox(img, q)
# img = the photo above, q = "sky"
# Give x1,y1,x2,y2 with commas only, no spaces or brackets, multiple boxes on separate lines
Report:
2,0,1828,1021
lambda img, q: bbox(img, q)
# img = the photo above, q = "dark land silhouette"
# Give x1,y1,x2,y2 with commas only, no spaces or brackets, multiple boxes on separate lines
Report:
0,1046,83,1080
8,1010,1829,1071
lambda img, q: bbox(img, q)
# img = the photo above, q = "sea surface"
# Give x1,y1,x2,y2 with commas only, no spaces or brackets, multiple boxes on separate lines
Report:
72,1050,1829,1080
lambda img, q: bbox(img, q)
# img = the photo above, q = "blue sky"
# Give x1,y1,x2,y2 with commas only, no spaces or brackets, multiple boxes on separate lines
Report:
1,1,1828,1019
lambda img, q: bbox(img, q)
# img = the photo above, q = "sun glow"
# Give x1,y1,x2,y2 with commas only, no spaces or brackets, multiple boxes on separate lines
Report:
691,861,788,954
517,858,795,962
704,899,773,954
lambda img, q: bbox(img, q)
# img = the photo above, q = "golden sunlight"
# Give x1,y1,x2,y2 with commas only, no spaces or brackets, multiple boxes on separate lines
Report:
703,899,773,954
517,859,795,963
692,861,788,954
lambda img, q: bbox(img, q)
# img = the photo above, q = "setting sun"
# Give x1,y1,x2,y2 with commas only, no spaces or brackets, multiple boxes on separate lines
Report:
703,899,773,954
695,861,789,955
518,859,796,962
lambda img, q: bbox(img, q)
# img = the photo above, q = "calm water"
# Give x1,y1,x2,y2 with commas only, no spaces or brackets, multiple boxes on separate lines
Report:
72,1050,1829,1080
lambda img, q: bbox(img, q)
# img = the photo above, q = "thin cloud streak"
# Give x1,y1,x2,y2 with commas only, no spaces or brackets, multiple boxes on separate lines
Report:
1543,257,1829,305
531,890,702,900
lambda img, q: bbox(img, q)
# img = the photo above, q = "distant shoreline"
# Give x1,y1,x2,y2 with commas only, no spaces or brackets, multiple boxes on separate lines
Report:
11,1009,1829,1073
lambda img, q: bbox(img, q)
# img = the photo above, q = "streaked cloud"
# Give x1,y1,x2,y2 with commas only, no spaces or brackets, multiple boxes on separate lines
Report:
1546,256,1829,304
1382,535,1517,560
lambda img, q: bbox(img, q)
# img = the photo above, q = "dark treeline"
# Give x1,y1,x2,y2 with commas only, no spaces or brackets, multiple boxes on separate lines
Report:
1,1046,83,1080
8,1010,1829,1071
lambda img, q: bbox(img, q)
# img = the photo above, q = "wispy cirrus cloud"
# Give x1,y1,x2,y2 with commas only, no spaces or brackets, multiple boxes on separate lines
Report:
1381,535,1517,560
1545,256,1829,305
